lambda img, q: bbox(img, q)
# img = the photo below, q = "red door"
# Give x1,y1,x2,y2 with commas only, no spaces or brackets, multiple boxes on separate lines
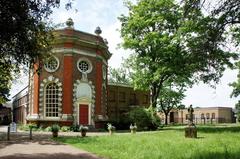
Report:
79,104,89,125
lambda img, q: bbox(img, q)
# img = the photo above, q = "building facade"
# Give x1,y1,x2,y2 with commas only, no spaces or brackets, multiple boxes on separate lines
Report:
26,19,111,128
12,86,28,124
12,19,150,128
159,107,235,124
107,83,150,121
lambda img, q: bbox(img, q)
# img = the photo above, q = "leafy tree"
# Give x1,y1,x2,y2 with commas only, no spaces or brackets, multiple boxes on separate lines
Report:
0,61,13,103
157,83,185,125
0,0,72,102
119,0,237,108
230,61,240,121
108,67,131,84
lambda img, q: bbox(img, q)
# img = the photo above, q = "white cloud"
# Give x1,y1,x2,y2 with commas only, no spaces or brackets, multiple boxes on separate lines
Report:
183,69,239,107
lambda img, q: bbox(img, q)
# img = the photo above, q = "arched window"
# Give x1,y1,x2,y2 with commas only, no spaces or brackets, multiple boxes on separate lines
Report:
45,83,59,117
201,113,205,119
212,113,215,119
206,113,210,119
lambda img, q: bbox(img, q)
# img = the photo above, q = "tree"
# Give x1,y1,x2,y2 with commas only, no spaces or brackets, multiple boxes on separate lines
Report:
157,83,185,125
119,0,237,108
0,61,13,103
230,61,240,121
108,67,131,84
0,0,72,102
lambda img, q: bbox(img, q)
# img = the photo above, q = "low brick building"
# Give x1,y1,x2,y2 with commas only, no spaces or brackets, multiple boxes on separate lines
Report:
107,83,150,121
159,107,235,124
12,86,28,124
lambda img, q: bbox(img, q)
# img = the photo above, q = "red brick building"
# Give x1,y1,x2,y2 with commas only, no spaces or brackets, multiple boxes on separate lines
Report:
12,19,150,128
26,19,111,128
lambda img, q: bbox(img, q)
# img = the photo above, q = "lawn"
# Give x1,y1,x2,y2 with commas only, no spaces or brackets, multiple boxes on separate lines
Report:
56,124,240,159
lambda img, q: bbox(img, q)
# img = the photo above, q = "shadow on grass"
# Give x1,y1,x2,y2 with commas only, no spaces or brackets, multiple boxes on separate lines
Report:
190,150,240,159
0,152,101,159
162,125,240,133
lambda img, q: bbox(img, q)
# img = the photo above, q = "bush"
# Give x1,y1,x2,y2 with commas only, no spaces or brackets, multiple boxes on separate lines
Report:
61,126,70,132
51,124,60,133
70,125,80,132
45,126,52,132
128,107,161,130
108,114,131,130
128,107,152,130
18,124,30,131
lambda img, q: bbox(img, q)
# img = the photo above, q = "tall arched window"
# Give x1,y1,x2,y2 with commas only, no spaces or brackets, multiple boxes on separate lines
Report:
45,83,59,117
206,113,210,119
212,113,215,119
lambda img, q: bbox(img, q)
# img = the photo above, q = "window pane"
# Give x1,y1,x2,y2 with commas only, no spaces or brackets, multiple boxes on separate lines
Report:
45,83,59,117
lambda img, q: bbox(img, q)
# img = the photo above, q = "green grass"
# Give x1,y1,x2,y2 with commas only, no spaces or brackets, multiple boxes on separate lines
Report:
56,124,240,159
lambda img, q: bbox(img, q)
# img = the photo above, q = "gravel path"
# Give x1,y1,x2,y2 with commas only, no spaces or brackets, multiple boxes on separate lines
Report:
0,126,105,159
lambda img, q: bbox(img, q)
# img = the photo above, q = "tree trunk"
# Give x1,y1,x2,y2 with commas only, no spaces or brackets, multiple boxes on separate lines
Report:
150,85,160,108
165,113,168,125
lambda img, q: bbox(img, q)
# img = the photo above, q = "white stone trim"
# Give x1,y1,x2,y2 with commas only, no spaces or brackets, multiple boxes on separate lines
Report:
77,57,93,74
39,75,63,119
26,114,39,120
52,48,108,65
43,55,60,73
72,79,95,126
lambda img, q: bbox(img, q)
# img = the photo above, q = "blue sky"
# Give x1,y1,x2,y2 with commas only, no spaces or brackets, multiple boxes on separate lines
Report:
10,0,239,108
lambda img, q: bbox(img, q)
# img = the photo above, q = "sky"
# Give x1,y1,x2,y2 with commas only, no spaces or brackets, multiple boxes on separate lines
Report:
10,0,239,108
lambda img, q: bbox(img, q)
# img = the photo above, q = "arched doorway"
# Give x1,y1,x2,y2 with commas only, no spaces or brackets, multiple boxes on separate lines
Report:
75,82,93,125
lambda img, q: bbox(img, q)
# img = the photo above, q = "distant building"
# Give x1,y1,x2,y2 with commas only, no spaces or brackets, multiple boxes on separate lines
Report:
12,86,28,124
159,107,235,124
0,104,12,125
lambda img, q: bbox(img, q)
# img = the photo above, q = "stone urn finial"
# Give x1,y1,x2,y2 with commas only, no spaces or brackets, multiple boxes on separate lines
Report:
94,26,102,35
104,38,108,45
66,18,74,28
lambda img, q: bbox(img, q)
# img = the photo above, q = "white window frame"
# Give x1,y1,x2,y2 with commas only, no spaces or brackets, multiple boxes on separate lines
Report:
44,55,60,73
44,82,60,119
77,58,92,73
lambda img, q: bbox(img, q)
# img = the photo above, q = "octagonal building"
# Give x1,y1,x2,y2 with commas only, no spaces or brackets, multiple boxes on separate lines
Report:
27,19,111,128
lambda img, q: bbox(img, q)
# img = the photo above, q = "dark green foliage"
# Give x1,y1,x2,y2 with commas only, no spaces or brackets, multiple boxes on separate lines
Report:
108,67,131,84
70,124,80,132
119,0,238,109
128,107,161,130
0,0,73,102
51,124,60,132
230,62,240,120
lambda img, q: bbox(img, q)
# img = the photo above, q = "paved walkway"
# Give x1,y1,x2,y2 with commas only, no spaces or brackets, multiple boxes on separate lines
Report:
0,126,105,159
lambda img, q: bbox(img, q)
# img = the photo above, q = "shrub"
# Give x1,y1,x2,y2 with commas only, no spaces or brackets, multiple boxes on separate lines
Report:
108,114,131,130
61,126,70,132
70,124,80,132
51,124,60,133
18,124,30,131
45,126,52,132
128,107,152,130
128,107,162,130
